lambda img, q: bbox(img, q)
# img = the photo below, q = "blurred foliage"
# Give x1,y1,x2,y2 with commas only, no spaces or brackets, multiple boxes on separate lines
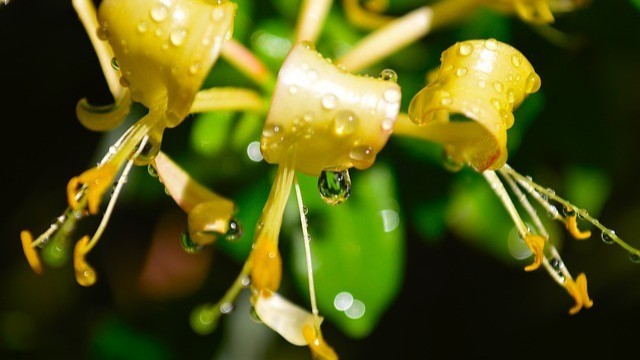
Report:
1,0,640,359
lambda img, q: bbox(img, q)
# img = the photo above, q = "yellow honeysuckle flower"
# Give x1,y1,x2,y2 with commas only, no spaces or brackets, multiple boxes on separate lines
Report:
395,38,639,315
21,0,239,285
408,38,540,173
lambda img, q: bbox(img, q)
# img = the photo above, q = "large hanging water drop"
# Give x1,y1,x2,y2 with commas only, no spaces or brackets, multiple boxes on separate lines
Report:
318,169,351,206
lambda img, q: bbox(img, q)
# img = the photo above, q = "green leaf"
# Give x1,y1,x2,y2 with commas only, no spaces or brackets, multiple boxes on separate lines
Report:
189,111,234,157
285,163,405,338
630,0,640,11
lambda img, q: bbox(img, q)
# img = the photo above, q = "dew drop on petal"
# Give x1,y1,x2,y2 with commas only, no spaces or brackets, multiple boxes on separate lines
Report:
321,94,337,110
318,169,351,206
333,110,358,136
378,69,398,82
110,57,119,70
441,151,463,172
459,43,473,56
150,5,168,22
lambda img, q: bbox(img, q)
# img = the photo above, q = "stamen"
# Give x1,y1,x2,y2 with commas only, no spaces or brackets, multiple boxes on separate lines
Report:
20,231,42,274
73,235,97,287
302,323,338,360
294,0,333,44
564,273,594,315
294,175,319,318
250,235,283,293
67,163,118,215
564,213,591,240
523,234,545,271
502,164,640,259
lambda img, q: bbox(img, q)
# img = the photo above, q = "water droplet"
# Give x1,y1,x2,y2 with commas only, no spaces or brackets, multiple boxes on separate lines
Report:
262,123,281,137
491,98,501,111
630,253,640,264
181,229,204,254
349,145,375,167
601,231,614,245
381,117,395,132
133,133,162,166
137,21,148,33
150,5,168,22
96,25,108,40
493,81,504,93
562,206,576,217
241,276,251,287
511,54,522,67
189,62,201,75
110,57,119,70
485,38,498,50
459,43,473,56
441,151,463,172
303,206,309,215
288,85,298,95
333,111,358,136
321,94,337,109
170,28,187,46
378,69,398,82
318,170,351,206
211,7,224,21
383,87,401,103
119,76,130,88
455,67,468,77
249,307,263,324
224,218,242,242
525,72,541,93
220,302,234,314
478,81,486,88
440,97,452,106
147,164,158,177
507,89,515,104
547,205,559,219
190,304,219,335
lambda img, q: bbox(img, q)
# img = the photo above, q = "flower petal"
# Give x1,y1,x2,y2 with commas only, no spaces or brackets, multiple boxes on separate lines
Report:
252,289,317,346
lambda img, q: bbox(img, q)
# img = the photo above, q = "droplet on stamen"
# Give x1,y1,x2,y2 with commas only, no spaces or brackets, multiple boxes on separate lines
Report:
601,231,614,245
441,151,463,172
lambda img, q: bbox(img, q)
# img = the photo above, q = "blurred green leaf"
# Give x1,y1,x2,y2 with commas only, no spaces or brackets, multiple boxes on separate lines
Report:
564,165,611,217
91,318,171,360
285,164,405,338
445,170,563,266
190,111,234,157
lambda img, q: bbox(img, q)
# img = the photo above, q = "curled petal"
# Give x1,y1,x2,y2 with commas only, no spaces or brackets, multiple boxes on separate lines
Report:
97,0,237,124
342,0,395,30
20,230,42,275
250,236,282,293
73,236,97,287
262,42,401,175
565,273,593,315
408,39,540,172
564,215,591,240
252,289,318,346
76,89,132,131
523,234,545,272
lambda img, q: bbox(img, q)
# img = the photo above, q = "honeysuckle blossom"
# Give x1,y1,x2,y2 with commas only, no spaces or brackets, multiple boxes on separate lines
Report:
21,0,245,285
393,38,639,314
